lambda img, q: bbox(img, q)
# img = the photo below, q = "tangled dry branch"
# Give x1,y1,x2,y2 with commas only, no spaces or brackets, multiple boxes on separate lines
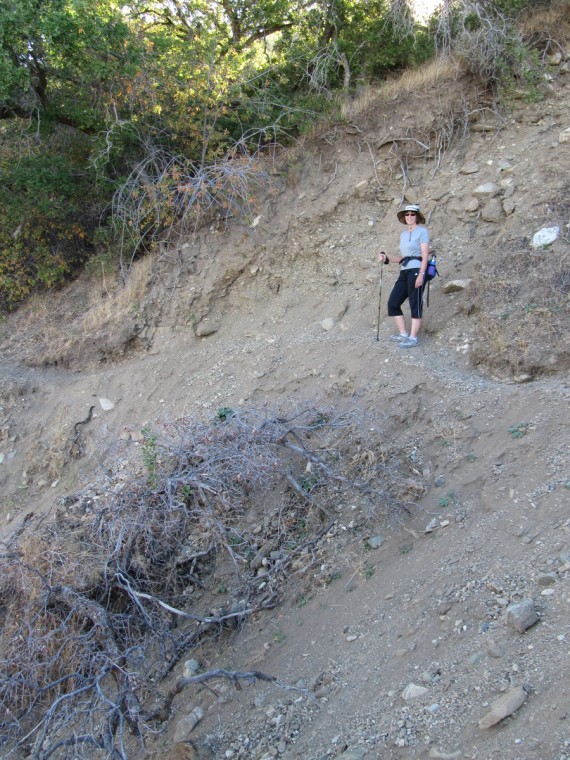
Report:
434,1,537,90
0,404,418,758
111,145,271,277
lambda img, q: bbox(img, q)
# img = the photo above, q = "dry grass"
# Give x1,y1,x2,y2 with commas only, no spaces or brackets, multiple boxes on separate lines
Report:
382,58,463,100
0,254,155,368
81,253,154,332
340,59,463,122
519,2,570,42
465,244,570,378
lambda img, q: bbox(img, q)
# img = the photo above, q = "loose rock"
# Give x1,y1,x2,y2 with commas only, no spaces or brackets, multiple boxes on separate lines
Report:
505,599,539,633
478,686,527,729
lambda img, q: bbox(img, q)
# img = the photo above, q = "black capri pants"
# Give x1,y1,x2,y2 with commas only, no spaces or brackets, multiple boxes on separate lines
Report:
387,268,424,319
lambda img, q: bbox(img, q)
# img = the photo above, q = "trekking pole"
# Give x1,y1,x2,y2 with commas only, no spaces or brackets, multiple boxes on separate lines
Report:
376,255,385,341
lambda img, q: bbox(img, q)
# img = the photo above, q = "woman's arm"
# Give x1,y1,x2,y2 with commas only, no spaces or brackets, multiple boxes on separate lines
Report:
378,252,403,264
414,242,429,287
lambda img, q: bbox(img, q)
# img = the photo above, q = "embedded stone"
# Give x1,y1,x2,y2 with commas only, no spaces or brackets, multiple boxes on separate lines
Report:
195,322,219,337
503,199,516,215
548,51,563,65
481,197,503,223
442,279,472,293
473,182,499,197
402,683,428,700
531,226,560,248
478,686,527,729
471,123,495,132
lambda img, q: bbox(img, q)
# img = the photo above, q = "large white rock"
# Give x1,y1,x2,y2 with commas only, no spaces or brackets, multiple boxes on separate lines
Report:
531,226,560,248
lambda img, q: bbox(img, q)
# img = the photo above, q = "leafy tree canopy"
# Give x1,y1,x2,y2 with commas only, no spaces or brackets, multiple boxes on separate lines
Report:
0,0,544,308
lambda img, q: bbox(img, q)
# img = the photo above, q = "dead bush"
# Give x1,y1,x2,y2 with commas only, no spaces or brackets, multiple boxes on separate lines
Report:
0,404,419,758
433,1,543,94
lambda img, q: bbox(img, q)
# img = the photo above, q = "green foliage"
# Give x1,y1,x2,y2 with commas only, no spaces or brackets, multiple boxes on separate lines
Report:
141,426,159,487
438,491,457,508
434,0,543,95
298,472,320,493
353,11,434,79
492,0,537,13
0,123,104,307
508,422,532,439
216,407,235,422
327,570,342,583
0,0,551,305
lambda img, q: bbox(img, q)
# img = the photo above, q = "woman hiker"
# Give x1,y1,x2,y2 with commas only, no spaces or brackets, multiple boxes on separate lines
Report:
378,203,429,348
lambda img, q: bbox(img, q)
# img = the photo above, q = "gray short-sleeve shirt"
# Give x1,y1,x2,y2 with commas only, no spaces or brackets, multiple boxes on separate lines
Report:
400,227,429,269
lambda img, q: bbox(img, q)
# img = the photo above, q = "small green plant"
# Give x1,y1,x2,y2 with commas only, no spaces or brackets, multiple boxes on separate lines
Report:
399,543,413,554
179,484,193,501
216,407,234,422
438,491,457,508
216,583,227,594
327,570,342,584
364,563,375,580
273,630,286,643
466,452,476,463
311,411,330,426
141,426,159,487
508,422,531,439
298,472,320,492
296,594,307,608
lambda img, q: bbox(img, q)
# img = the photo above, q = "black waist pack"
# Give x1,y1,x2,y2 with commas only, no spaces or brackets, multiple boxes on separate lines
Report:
401,255,439,281
400,256,422,267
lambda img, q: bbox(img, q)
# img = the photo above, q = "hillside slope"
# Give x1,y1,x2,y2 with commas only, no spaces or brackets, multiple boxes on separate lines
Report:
0,62,569,760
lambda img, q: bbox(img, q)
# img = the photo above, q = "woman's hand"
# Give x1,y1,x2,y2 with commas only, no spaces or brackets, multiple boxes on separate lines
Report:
415,272,425,288
378,251,389,264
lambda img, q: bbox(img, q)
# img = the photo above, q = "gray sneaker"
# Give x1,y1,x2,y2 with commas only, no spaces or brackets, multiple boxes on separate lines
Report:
400,336,419,348
389,333,409,342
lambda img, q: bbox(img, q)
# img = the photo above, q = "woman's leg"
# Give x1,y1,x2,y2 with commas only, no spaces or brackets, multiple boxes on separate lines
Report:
407,273,424,340
387,273,409,336
410,317,422,338
393,315,407,335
